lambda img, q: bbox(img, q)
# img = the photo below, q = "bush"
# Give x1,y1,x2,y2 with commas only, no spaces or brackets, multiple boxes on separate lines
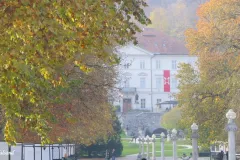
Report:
77,110,123,158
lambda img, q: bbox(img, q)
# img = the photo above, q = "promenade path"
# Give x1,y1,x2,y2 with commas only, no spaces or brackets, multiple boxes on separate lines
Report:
80,155,210,160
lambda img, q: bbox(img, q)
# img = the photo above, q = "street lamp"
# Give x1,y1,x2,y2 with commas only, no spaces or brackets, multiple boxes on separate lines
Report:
160,132,165,160
172,128,177,135
191,123,199,160
226,109,236,121
171,129,178,160
226,109,238,160
146,135,150,160
191,123,198,131
152,134,156,160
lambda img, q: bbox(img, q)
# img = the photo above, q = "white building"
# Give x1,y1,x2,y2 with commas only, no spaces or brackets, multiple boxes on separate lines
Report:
116,28,197,113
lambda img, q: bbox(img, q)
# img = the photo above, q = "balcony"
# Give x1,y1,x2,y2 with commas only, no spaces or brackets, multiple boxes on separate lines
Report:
120,87,137,94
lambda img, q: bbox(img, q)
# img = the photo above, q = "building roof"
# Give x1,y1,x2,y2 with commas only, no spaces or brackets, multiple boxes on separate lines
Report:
135,28,188,55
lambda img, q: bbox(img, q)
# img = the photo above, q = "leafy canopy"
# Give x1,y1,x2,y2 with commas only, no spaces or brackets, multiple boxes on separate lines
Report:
178,0,240,148
0,0,150,144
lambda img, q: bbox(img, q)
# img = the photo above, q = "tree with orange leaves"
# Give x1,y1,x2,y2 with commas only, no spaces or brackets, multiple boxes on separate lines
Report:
0,0,150,144
177,0,240,149
10,55,119,145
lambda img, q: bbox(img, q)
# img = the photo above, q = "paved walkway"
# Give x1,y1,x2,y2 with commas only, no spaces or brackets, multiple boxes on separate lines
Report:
80,155,210,160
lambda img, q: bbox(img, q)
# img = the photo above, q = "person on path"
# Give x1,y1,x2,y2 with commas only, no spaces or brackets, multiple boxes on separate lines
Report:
181,153,190,160
111,148,116,160
219,150,224,160
217,151,224,160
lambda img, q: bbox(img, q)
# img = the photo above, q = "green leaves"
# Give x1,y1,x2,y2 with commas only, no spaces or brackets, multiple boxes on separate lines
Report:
178,0,240,148
0,0,149,144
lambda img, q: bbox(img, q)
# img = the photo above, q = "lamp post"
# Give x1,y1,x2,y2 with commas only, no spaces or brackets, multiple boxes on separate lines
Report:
137,137,142,160
152,134,156,160
171,129,178,160
146,135,150,160
226,109,238,160
141,137,145,158
191,123,199,160
160,132,165,160
167,130,171,142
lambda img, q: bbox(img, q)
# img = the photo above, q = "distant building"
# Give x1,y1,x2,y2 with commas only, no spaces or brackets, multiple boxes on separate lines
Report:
116,28,197,113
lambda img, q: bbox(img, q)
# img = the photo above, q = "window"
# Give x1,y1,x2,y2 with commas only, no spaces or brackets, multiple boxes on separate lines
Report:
172,60,177,70
124,63,130,69
140,77,145,88
157,99,161,104
156,77,162,88
171,77,178,89
140,60,145,69
141,99,146,108
156,60,161,69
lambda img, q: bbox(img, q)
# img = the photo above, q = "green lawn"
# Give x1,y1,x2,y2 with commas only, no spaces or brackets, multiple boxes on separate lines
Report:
121,138,192,157
120,131,131,138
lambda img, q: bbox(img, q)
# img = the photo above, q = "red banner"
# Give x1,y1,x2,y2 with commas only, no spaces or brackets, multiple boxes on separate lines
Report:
164,70,170,92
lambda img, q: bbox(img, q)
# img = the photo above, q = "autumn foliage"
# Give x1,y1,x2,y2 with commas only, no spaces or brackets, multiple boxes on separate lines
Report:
0,0,150,144
178,0,240,149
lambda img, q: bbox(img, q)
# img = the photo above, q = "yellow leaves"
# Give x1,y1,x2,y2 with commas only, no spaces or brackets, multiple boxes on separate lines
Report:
11,88,17,95
3,63,10,69
74,61,91,72
30,97,36,103
4,120,17,145
13,20,23,28
77,22,85,28
80,65,88,72
0,0,149,145
180,0,240,145
51,77,63,88
40,68,50,80
215,97,220,102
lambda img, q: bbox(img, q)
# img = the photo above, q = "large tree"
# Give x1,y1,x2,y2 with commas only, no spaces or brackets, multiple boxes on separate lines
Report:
15,56,118,145
177,0,240,149
0,0,150,144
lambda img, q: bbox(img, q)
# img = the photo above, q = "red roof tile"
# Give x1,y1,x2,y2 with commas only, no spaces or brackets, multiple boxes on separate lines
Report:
135,28,188,55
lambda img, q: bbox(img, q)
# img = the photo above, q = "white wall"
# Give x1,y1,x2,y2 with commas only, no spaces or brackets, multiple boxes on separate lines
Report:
11,143,22,160
35,144,41,160
0,142,9,160
24,145,34,160
42,145,51,160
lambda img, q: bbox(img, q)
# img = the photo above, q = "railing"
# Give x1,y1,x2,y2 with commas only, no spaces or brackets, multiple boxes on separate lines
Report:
0,141,75,160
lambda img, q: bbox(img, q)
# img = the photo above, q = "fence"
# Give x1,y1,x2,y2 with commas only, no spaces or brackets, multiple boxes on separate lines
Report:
0,141,75,160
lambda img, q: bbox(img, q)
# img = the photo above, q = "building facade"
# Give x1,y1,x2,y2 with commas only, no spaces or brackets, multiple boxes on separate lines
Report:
116,28,197,113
